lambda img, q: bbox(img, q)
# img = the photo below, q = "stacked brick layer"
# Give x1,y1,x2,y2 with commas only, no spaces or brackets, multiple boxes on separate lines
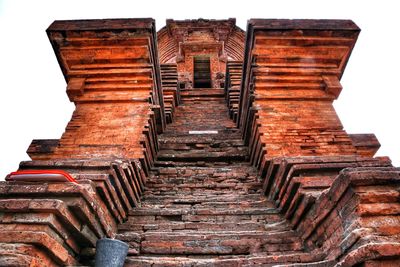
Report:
41,19,165,167
158,19,245,89
0,19,162,266
225,61,243,122
261,156,400,266
158,19,245,64
161,63,180,123
0,159,146,266
239,19,361,167
236,20,383,190
157,27,179,64
232,19,400,266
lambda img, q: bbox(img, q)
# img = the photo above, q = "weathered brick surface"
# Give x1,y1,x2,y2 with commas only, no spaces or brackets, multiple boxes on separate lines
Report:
161,63,180,123
158,19,245,89
116,89,329,266
257,154,400,264
0,182,100,265
3,21,163,265
0,158,147,265
233,19,400,266
238,19,373,167
1,18,399,266
38,18,165,165
18,159,146,220
225,61,243,122
0,243,61,267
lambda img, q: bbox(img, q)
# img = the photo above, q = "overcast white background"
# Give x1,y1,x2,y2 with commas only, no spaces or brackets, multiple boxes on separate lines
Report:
0,0,399,180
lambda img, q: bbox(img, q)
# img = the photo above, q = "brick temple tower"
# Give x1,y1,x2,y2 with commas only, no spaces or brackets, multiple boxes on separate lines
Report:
1,18,399,266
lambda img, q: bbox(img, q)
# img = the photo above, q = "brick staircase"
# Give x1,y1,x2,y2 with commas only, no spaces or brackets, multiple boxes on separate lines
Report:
161,63,180,124
117,89,324,266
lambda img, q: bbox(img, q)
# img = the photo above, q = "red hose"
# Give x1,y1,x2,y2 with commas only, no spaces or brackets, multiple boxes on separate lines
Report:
6,170,77,183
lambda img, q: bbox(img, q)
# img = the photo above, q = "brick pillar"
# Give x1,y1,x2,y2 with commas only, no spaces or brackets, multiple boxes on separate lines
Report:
238,20,380,171
0,19,164,266
42,19,165,167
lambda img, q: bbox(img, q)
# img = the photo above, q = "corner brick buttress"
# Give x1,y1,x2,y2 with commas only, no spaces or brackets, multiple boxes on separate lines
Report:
1,18,399,267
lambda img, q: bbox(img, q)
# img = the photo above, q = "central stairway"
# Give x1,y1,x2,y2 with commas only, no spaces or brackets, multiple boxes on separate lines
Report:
117,89,323,266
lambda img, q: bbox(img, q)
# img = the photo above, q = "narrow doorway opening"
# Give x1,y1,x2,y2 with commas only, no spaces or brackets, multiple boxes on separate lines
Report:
193,56,211,88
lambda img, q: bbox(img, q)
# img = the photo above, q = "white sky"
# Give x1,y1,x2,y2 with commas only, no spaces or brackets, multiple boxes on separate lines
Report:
0,0,399,180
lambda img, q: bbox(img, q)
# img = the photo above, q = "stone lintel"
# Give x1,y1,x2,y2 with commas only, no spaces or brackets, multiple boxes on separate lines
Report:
47,18,155,32
248,19,360,31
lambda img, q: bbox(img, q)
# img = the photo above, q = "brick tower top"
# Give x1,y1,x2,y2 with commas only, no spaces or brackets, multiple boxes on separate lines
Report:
158,18,245,89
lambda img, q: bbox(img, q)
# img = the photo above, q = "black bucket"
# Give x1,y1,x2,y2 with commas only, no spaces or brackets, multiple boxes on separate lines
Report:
95,238,129,267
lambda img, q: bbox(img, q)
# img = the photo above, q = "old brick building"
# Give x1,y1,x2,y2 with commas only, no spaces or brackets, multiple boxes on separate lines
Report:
1,18,399,266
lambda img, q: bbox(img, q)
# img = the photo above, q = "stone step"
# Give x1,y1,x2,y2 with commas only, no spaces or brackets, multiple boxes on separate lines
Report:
165,110,232,116
159,140,245,151
157,148,249,162
141,193,268,205
128,206,279,216
151,165,258,175
143,187,262,197
158,134,243,142
162,127,239,133
139,199,273,210
139,231,302,255
143,184,262,196
159,137,243,145
181,97,225,102
180,89,225,97
118,220,292,233
157,146,248,154
146,177,259,184
146,180,262,190
125,207,283,224
115,231,303,256
149,173,257,179
145,176,260,187
153,160,246,168
124,252,325,266
145,179,260,186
